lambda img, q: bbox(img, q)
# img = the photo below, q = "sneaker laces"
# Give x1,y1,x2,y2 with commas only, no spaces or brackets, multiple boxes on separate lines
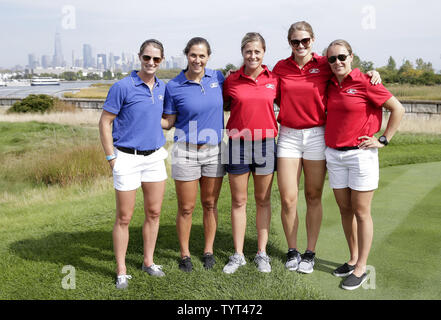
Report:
228,254,244,265
287,249,300,260
117,274,132,282
302,251,315,262
149,264,163,271
256,252,270,263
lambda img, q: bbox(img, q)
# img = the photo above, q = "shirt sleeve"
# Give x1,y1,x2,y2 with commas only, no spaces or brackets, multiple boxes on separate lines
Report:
163,84,177,115
366,81,393,108
102,82,125,115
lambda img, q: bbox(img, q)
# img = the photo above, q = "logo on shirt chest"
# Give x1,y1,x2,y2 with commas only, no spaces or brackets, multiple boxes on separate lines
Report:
265,83,275,90
346,88,357,94
309,68,320,74
210,82,219,88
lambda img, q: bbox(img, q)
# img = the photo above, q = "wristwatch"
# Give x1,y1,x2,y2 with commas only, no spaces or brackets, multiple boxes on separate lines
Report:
378,135,389,146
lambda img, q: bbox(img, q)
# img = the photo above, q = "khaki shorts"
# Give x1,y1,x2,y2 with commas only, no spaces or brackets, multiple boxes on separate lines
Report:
171,142,226,181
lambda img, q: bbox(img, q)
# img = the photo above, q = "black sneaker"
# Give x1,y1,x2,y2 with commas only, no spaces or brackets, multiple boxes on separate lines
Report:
179,256,193,272
333,263,355,277
341,273,367,290
202,253,216,269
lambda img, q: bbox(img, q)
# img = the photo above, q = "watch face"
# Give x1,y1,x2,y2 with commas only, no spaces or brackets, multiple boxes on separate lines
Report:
379,136,388,144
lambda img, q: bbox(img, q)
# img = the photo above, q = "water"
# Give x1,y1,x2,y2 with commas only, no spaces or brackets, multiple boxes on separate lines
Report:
0,80,116,98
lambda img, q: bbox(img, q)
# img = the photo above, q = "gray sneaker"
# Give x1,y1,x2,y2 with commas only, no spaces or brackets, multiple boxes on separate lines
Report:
254,252,271,273
142,263,165,277
298,250,315,274
116,274,132,289
223,253,246,274
285,249,301,271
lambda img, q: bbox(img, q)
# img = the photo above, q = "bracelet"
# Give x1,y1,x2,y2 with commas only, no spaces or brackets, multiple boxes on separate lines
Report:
106,154,116,161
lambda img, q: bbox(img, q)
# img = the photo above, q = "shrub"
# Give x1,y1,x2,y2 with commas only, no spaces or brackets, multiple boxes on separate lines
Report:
8,94,54,114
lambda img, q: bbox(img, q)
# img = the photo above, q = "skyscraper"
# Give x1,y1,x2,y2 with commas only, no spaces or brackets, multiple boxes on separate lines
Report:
83,44,93,69
52,32,64,67
97,53,107,70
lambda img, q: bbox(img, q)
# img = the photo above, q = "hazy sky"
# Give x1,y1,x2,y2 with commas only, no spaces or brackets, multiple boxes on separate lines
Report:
1,0,441,71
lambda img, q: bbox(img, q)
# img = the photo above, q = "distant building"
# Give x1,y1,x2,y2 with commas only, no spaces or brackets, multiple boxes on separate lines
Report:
52,32,64,67
41,55,51,68
83,44,93,69
97,53,107,70
28,53,38,69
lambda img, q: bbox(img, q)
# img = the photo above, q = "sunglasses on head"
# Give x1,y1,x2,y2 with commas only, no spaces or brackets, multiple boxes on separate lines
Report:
141,55,162,64
327,54,350,64
289,37,311,47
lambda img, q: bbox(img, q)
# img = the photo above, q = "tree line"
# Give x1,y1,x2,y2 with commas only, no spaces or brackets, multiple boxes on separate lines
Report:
5,56,440,85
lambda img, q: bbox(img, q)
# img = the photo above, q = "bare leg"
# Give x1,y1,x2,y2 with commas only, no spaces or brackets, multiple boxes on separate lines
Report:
333,188,358,266
141,180,166,267
229,172,250,255
302,159,326,252
277,157,302,249
199,176,223,254
175,179,199,258
113,189,137,275
351,189,375,276
253,172,274,253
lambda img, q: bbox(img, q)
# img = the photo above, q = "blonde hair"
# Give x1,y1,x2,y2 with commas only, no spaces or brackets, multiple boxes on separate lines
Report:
326,39,353,55
241,32,266,52
287,21,315,41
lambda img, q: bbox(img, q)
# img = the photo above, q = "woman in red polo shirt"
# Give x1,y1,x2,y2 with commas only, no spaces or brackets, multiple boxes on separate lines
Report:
272,21,381,274
222,32,278,274
325,39,404,290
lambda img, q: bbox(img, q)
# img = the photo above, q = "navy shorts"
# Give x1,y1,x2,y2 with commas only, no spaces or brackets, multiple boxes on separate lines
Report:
225,138,277,175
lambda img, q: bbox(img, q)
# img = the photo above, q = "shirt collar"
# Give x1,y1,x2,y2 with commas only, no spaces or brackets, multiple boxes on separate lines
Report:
178,68,214,84
289,52,319,67
130,70,160,88
330,68,361,86
238,64,270,79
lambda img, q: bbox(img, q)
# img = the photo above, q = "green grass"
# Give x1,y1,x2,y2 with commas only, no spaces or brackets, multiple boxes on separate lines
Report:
0,121,441,300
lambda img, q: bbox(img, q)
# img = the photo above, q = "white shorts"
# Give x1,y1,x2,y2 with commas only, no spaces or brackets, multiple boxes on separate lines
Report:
112,147,168,191
325,147,379,191
277,125,326,160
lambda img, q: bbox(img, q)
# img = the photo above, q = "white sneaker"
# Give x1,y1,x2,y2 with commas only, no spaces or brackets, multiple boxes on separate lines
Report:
285,249,301,271
142,263,165,277
116,274,132,289
297,250,315,274
223,253,246,274
254,252,271,273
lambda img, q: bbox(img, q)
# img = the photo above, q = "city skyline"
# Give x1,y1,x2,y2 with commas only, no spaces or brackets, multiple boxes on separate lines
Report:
23,32,188,73
1,0,441,72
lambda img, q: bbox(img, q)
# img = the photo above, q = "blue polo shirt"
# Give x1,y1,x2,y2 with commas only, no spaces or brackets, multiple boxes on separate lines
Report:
103,70,166,150
163,68,224,145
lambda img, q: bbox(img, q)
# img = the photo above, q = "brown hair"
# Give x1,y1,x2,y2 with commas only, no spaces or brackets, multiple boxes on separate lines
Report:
183,37,212,56
326,39,353,56
139,39,164,58
287,21,315,41
241,32,266,52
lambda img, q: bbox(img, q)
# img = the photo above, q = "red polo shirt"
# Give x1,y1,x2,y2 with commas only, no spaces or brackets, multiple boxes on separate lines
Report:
325,68,393,149
272,53,333,129
223,65,278,140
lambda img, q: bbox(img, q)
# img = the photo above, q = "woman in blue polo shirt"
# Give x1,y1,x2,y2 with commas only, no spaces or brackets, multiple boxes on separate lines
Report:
162,37,225,272
99,39,169,289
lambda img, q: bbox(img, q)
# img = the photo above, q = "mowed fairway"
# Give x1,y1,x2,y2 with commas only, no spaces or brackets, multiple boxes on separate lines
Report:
0,121,440,300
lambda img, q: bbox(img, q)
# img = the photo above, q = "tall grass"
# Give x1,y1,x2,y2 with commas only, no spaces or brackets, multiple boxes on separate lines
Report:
31,144,110,186
385,84,441,101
